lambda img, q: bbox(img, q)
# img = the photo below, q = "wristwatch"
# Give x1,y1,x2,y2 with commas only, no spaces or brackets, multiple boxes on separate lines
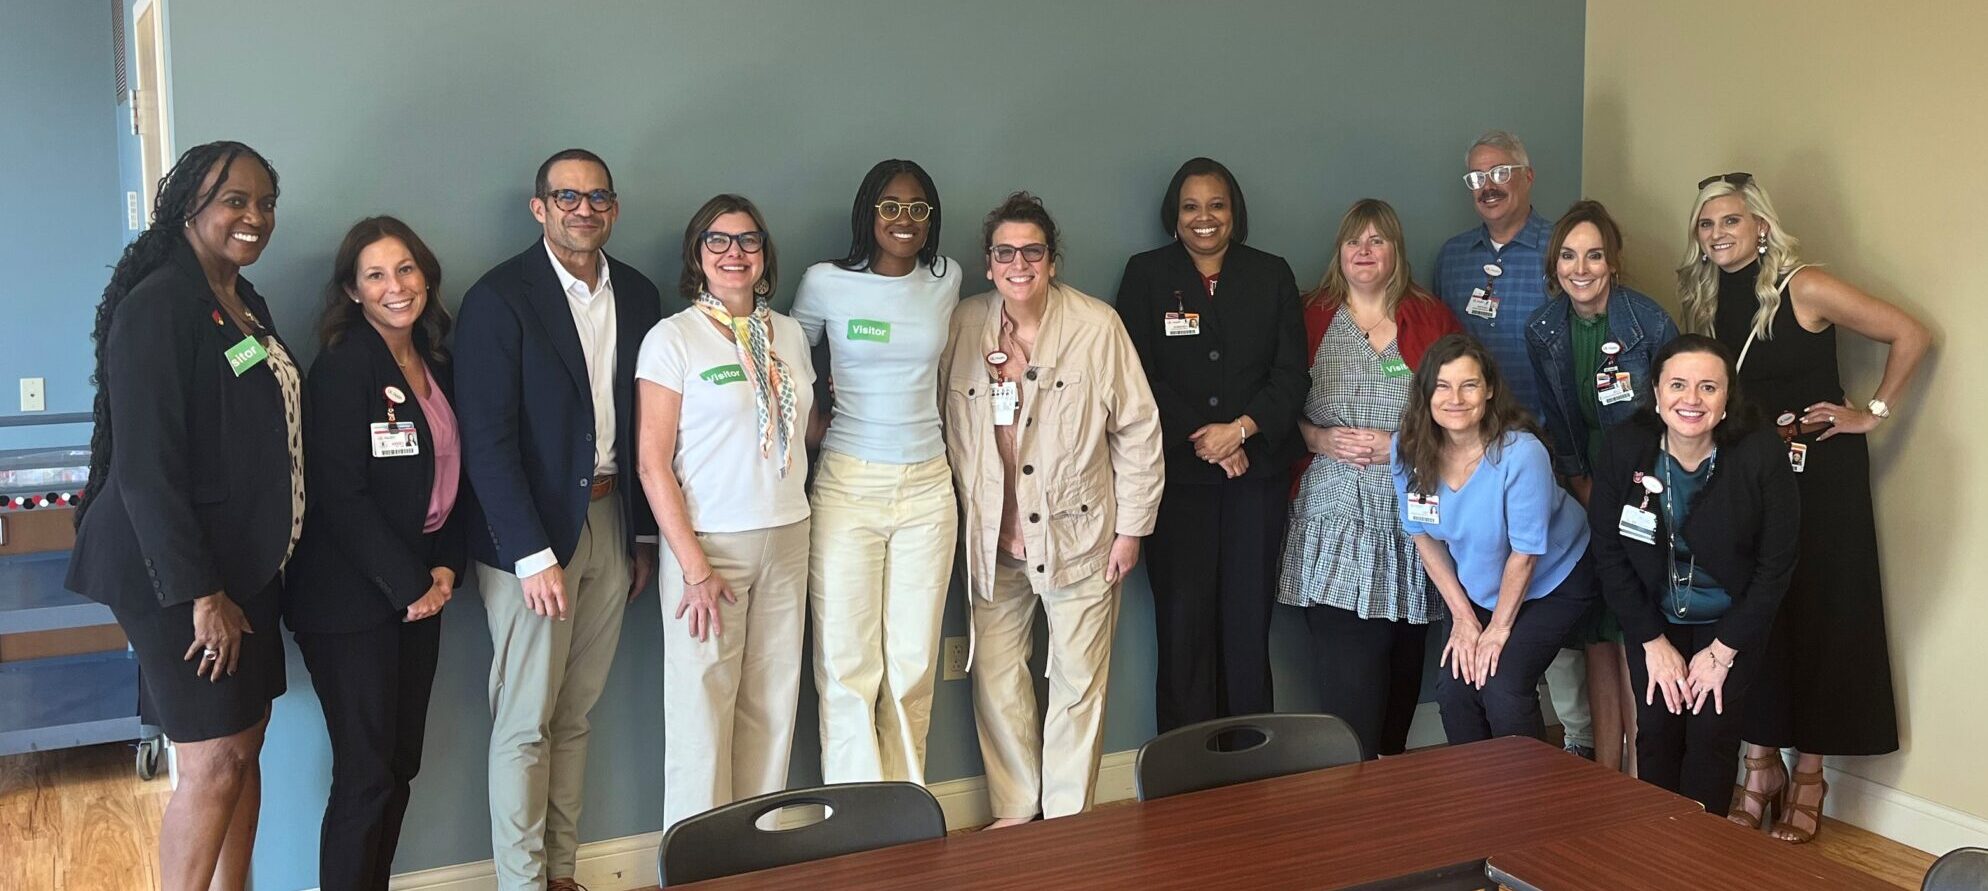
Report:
1867,398,1892,419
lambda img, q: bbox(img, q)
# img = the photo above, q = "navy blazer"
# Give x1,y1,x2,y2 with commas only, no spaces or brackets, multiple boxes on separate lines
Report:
452,239,661,570
284,323,471,634
68,239,296,611
1113,241,1309,484
1587,419,1800,654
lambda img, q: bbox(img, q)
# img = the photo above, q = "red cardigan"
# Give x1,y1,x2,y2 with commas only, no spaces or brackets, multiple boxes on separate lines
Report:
1290,291,1464,495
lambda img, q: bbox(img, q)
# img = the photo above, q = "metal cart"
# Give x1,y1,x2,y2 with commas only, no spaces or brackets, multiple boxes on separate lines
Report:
0,447,164,778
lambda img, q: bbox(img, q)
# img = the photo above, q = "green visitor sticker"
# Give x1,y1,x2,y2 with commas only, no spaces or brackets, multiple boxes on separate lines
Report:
224,334,269,377
699,364,746,385
1380,356,1412,378
847,319,892,343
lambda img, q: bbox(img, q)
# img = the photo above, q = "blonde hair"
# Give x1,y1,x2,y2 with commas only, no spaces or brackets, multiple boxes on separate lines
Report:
1307,198,1424,313
1675,178,1803,340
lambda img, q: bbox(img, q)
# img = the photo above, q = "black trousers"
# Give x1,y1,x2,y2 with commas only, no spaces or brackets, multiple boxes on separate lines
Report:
1626,622,1761,816
294,615,442,891
1435,558,1595,745
1304,604,1428,757
1146,474,1287,733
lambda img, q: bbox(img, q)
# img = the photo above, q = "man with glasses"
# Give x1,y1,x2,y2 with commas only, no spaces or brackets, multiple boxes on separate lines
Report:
455,148,663,891
1432,130,1597,762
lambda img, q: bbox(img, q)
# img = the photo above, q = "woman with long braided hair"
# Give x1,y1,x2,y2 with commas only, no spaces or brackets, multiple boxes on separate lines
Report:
67,141,300,891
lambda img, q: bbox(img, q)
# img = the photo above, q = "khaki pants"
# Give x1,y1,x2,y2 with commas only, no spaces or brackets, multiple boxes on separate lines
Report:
478,492,631,890
808,451,957,785
971,556,1120,820
661,519,810,831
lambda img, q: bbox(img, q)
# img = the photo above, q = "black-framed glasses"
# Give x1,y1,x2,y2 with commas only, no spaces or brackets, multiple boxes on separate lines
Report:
1462,164,1528,191
876,200,933,223
700,230,767,254
988,243,1048,264
541,188,618,212
1697,171,1754,190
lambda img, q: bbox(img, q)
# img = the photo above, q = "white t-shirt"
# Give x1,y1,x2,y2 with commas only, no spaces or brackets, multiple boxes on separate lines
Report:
791,260,959,464
635,308,815,533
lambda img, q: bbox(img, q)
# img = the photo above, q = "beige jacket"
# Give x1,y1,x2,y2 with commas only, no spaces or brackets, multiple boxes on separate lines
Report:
941,283,1164,601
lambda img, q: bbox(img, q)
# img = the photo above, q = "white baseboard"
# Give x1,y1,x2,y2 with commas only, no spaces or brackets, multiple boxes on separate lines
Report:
1822,762,1988,856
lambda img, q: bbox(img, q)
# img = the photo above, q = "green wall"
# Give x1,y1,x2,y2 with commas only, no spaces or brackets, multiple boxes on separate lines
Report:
154,1,1586,886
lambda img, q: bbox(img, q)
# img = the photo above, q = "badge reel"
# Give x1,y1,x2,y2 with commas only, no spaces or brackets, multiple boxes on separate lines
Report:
371,385,420,458
1618,472,1661,545
1465,264,1502,320
1596,341,1634,406
1163,290,1201,337
986,351,1019,427
1776,412,1809,473
1406,492,1440,525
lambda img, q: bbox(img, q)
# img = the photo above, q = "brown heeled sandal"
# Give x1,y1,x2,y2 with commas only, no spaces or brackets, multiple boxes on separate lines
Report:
1770,768,1828,843
1728,753,1785,830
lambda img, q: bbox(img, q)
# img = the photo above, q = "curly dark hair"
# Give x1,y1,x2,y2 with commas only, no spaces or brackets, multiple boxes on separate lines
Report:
980,191,1062,266
79,141,279,524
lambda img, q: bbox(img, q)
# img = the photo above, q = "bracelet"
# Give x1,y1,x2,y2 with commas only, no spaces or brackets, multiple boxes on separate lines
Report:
683,570,713,587
1706,652,1735,670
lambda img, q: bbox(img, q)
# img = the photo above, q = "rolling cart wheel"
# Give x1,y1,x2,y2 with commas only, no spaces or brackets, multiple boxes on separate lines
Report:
136,736,164,780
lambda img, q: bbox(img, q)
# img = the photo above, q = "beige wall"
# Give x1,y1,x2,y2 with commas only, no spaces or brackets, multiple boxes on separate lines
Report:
1584,1,1988,821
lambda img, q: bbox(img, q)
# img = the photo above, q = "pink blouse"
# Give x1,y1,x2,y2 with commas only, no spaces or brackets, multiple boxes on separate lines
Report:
414,364,460,533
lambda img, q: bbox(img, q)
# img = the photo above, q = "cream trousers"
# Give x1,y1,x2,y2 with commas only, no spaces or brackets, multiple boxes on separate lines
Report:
972,555,1120,820
808,451,958,784
661,518,811,831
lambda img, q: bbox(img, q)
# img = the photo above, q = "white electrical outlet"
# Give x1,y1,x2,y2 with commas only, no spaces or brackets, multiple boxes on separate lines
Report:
126,191,144,230
19,377,45,412
942,636,969,681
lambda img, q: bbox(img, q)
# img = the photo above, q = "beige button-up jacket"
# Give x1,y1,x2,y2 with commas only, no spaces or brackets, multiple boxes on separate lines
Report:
940,283,1165,601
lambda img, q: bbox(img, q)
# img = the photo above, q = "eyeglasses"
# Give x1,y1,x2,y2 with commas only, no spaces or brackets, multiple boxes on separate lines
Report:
1462,164,1529,191
988,243,1048,264
541,188,618,212
876,200,933,223
700,230,767,254
1697,171,1754,190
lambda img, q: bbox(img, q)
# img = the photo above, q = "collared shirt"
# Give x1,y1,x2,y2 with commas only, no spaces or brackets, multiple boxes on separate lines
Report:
1432,209,1555,418
546,239,618,476
515,241,620,579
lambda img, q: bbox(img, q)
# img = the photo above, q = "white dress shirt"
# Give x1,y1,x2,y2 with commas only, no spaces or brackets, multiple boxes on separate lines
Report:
515,240,623,578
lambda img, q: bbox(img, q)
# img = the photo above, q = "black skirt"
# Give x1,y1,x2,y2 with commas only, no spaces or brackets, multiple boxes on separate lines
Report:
111,576,287,742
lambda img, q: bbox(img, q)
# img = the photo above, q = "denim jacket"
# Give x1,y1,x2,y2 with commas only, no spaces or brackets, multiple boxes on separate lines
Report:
1523,286,1679,479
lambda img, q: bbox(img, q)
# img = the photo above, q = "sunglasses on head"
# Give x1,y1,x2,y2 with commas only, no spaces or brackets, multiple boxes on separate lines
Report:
1697,171,1753,190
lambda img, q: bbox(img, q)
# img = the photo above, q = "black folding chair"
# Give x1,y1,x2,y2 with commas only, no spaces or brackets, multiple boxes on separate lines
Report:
1135,712,1366,801
658,781,947,886
1924,846,1988,891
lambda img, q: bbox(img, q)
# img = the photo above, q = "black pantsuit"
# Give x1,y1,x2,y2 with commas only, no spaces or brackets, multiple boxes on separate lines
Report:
286,322,469,891
1304,604,1428,757
294,618,441,889
1436,560,1596,745
1115,241,1310,733
1624,622,1761,815
1146,473,1288,730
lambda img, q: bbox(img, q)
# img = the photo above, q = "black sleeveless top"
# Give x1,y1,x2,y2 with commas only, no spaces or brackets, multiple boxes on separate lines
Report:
1712,261,1843,414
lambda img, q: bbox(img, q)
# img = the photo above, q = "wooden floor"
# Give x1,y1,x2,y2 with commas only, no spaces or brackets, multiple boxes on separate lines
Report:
1,743,1938,891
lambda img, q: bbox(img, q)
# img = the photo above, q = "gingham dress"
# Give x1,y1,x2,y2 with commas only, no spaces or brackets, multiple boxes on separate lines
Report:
1277,312,1436,622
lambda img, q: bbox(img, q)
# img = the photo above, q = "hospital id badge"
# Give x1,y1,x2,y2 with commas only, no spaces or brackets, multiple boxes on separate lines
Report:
1597,371,1635,406
1406,492,1439,525
1465,288,1499,320
1788,441,1808,473
1618,504,1657,545
992,380,1019,427
370,421,420,458
1163,311,1201,336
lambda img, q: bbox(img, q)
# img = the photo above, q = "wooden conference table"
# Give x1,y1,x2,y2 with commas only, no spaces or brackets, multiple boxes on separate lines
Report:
678,736,1733,889
1487,810,1896,890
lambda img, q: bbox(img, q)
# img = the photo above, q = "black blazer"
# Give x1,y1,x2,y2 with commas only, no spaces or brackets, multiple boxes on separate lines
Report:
283,324,471,634
1587,420,1800,654
453,239,661,570
68,239,296,612
1113,241,1308,484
